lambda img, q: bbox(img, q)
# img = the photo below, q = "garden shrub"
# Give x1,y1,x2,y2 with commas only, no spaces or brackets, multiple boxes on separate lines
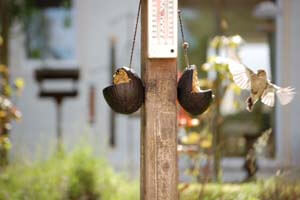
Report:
1,147,299,200
0,147,139,200
179,178,300,200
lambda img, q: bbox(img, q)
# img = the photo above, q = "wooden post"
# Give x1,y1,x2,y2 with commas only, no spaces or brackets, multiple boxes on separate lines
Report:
109,37,116,147
213,0,224,183
55,97,63,152
0,0,10,66
140,0,178,199
0,0,10,166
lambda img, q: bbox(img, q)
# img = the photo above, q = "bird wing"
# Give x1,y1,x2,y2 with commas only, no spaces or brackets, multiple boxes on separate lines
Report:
262,82,295,106
261,84,276,107
275,85,295,105
227,60,254,90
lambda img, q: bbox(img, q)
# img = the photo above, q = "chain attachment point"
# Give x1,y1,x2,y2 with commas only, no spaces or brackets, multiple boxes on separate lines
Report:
129,0,142,69
178,10,190,68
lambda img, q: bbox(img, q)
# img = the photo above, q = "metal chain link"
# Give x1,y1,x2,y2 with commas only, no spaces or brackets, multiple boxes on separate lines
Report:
178,10,190,68
129,0,142,69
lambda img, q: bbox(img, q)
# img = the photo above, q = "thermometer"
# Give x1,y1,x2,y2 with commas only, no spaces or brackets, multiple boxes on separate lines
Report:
148,0,178,58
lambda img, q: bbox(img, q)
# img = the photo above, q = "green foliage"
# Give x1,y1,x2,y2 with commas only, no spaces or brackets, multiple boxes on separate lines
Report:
0,64,23,164
259,178,300,200
180,179,300,200
0,147,139,200
180,183,260,200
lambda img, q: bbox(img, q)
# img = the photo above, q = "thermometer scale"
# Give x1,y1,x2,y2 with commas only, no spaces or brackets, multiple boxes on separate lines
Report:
148,0,177,58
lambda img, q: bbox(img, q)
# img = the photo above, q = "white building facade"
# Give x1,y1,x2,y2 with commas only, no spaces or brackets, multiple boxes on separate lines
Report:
7,0,300,179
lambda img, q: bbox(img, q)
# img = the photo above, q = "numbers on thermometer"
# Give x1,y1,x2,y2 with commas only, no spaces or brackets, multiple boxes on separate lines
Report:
148,0,177,58
151,0,174,45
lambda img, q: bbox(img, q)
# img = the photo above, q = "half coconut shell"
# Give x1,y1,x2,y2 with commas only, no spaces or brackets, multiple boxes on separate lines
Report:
177,65,213,116
103,67,144,114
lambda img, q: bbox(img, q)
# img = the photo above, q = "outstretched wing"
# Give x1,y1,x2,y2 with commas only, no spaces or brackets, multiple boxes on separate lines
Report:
227,60,254,90
262,82,295,107
261,84,276,107
275,85,295,105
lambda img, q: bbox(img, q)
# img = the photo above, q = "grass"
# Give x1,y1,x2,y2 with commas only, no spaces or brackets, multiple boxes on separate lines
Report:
180,183,260,200
179,178,300,200
0,147,139,200
0,147,299,200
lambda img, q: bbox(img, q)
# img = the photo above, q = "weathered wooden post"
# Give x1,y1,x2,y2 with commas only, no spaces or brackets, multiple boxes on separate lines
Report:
140,0,178,199
109,36,116,147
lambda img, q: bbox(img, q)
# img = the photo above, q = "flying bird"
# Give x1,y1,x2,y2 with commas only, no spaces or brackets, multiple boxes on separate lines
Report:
227,60,295,112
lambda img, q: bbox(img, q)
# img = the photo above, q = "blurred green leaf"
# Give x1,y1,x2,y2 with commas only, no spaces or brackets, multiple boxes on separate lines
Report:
0,147,139,200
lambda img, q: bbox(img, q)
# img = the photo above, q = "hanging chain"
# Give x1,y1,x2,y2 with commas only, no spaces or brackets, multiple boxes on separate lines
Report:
178,10,186,43
129,0,142,69
178,10,190,68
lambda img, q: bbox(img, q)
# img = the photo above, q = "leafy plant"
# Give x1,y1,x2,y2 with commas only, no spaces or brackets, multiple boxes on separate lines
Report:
180,178,300,200
0,63,23,166
0,147,139,200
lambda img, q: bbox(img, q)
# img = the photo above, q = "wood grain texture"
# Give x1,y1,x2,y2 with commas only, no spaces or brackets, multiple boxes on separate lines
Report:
140,0,178,199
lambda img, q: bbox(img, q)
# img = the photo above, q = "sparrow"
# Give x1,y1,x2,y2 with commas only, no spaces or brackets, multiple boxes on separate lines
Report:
227,60,295,112
113,67,131,85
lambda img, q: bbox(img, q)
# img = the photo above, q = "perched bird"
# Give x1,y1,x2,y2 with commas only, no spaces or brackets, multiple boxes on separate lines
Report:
113,67,131,85
227,60,295,112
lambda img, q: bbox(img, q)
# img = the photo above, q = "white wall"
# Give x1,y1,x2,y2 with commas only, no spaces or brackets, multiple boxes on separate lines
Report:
9,0,300,180
9,0,141,176
275,0,300,167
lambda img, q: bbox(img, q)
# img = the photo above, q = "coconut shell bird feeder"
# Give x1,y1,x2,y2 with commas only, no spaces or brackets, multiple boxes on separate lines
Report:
177,10,213,116
103,1,144,114
103,67,144,114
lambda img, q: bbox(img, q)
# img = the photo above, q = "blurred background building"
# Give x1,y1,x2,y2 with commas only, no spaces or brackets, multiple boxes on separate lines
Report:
3,0,300,181
8,0,142,176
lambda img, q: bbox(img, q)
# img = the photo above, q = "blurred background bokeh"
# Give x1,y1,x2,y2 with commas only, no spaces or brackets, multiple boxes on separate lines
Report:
0,0,299,199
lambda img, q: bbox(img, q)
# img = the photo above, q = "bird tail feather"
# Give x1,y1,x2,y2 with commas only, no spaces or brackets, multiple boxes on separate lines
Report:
276,87,295,105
